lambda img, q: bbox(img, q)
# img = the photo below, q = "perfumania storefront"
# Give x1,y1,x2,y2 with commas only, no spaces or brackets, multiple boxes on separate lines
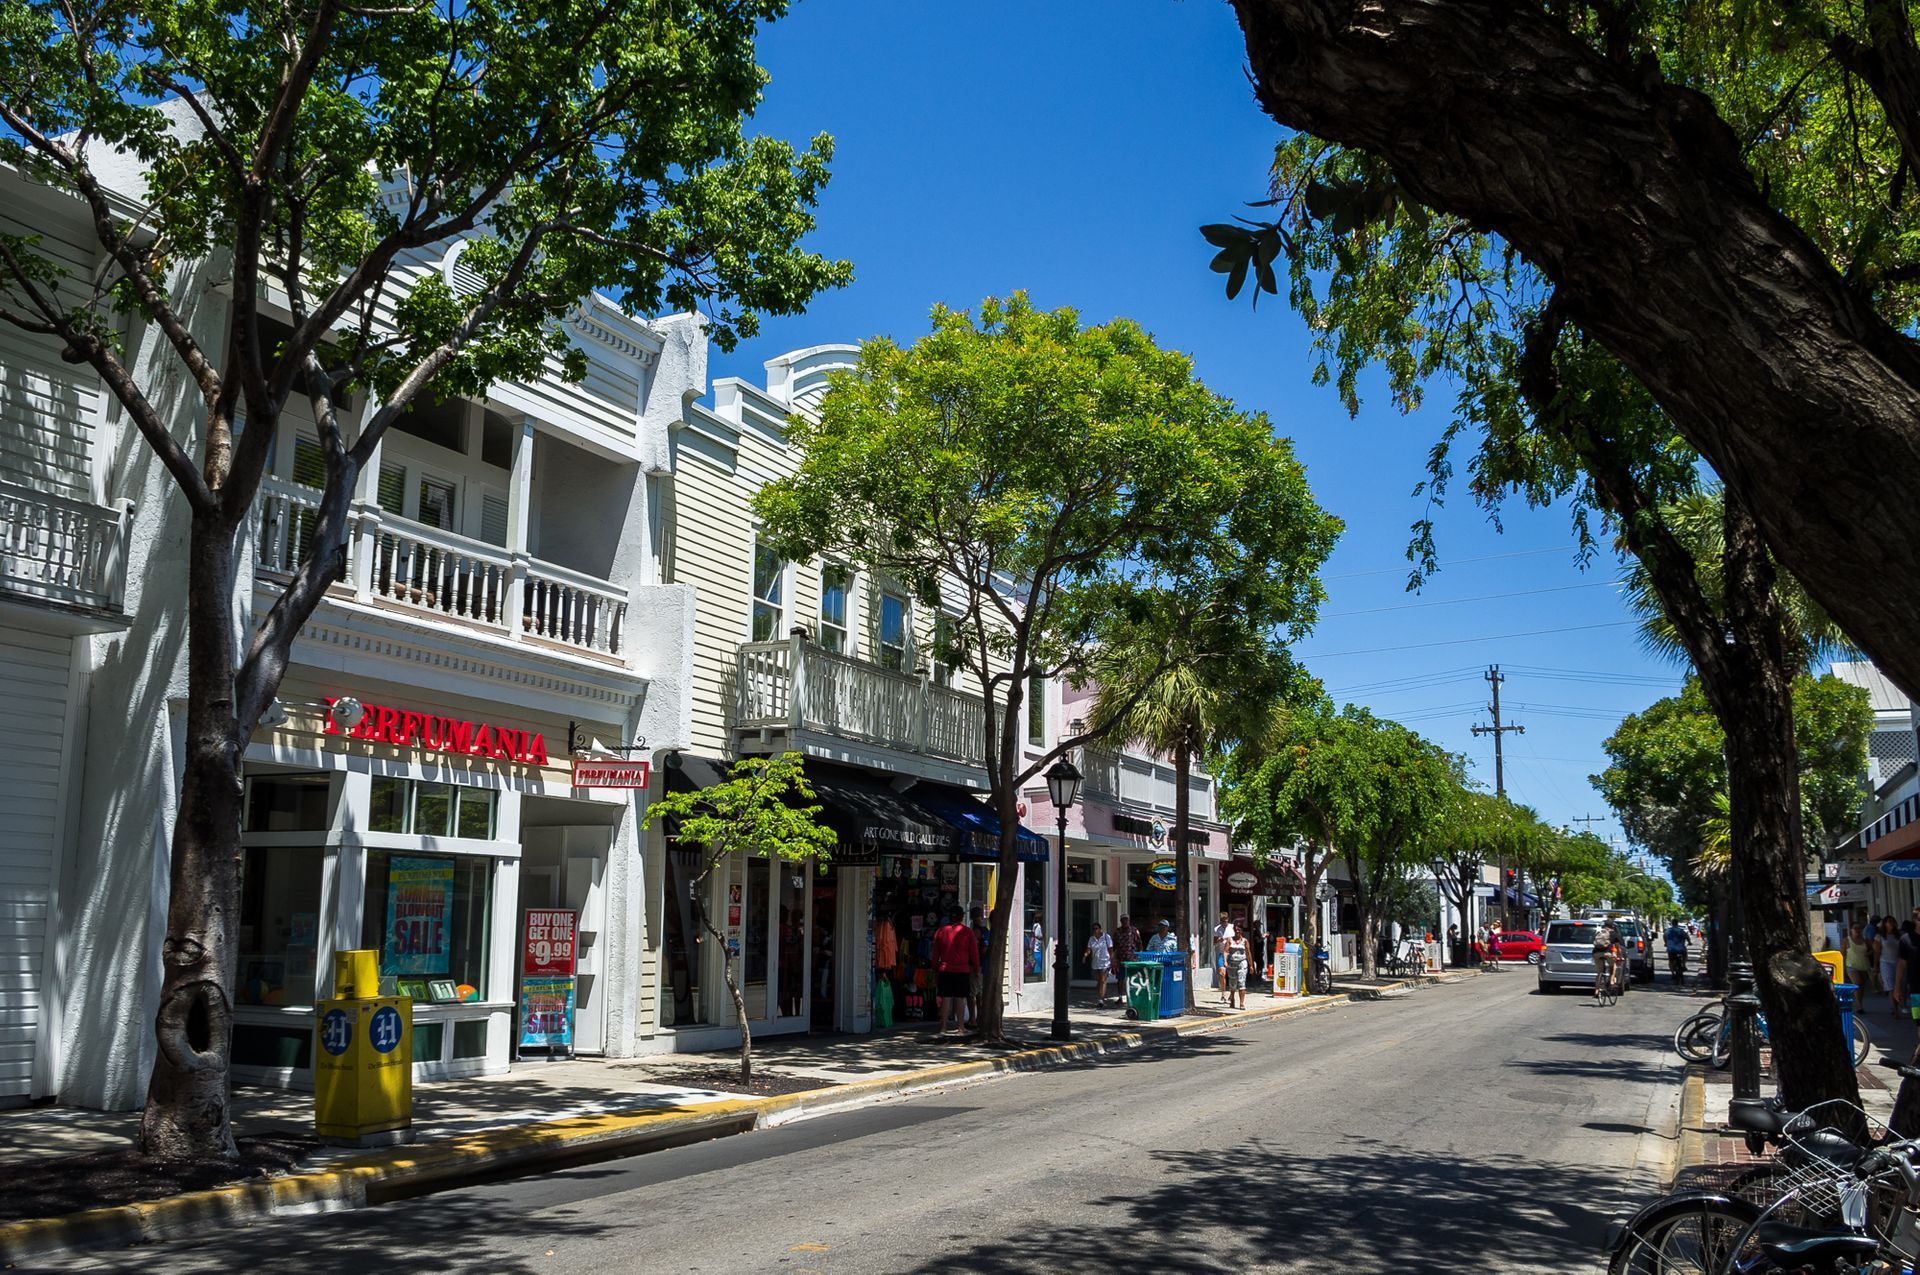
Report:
229,670,637,1088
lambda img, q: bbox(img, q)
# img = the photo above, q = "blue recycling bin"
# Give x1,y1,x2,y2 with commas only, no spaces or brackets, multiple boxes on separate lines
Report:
1836,983,1857,1055
1150,950,1188,1018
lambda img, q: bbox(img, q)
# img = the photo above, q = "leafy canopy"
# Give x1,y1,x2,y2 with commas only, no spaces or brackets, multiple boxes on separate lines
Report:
641,753,837,871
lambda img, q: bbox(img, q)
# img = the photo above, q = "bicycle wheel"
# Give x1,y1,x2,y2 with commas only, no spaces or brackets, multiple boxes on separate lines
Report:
1674,1012,1723,1063
1711,1017,1732,1069
1608,1192,1762,1275
1851,1016,1872,1067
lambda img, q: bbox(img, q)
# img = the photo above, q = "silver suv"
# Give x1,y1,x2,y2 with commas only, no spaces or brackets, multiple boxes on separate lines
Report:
1538,919,1615,994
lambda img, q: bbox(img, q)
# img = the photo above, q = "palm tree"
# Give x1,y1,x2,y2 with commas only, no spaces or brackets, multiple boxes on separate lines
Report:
1089,613,1296,1005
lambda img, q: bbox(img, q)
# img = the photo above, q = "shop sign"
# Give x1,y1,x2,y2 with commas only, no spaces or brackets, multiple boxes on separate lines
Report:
384,856,454,975
1148,858,1177,890
519,909,578,1052
1882,860,1920,879
572,759,652,788
1814,882,1871,906
325,696,548,765
1225,870,1258,892
1149,818,1168,848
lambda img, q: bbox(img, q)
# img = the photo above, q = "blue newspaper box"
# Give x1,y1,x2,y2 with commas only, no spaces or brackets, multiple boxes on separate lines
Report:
1151,950,1187,1018
1835,983,1857,1056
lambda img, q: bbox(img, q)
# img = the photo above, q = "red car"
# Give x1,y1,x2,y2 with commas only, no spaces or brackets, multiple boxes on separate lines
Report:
1489,930,1544,963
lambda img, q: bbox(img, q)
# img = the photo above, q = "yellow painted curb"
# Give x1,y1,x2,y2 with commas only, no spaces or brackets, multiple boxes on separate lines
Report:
1673,1065,1709,1186
0,968,1471,1262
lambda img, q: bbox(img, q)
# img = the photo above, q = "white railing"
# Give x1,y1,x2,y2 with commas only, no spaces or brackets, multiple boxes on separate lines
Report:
0,479,130,612
1081,745,1216,820
254,477,627,660
735,636,989,765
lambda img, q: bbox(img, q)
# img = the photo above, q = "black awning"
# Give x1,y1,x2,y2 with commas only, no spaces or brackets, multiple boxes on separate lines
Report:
806,771,965,862
911,784,1050,863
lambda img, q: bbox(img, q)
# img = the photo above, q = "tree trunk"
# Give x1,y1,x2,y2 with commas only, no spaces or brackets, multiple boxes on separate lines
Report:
1173,737,1195,1009
976,750,1026,1046
1230,0,1920,703
1347,848,1378,980
1707,880,1730,989
685,867,752,1084
140,510,244,1161
1301,845,1325,949
1716,670,1861,1115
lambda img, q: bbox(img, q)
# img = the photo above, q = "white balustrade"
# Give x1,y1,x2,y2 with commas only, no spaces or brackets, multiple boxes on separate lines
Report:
735,636,989,765
523,559,627,656
0,479,129,611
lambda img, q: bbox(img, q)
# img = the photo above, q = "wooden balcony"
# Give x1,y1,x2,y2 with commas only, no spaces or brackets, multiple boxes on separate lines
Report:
254,475,628,661
0,479,130,624
734,636,991,777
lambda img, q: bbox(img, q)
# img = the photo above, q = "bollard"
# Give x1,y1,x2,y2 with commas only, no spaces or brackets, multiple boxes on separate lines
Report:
1836,983,1857,1063
1725,956,1767,1150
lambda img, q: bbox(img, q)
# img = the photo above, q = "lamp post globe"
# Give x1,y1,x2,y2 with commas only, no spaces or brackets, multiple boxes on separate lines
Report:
1046,757,1081,1041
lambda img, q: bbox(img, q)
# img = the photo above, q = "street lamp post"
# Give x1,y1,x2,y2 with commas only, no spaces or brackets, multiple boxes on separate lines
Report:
1047,756,1082,1042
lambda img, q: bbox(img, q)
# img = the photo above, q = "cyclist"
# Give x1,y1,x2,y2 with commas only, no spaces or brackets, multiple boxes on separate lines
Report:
1593,918,1622,1004
1664,919,1689,984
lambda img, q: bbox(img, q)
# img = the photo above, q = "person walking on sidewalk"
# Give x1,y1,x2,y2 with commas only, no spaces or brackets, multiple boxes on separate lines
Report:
1880,916,1901,1014
966,905,990,1028
931,906,980,1037
1221,924,1250,1009
1213,912,1236,1005
1147,919,1180,953
1083,922,1115,1007
1114,914,1142,968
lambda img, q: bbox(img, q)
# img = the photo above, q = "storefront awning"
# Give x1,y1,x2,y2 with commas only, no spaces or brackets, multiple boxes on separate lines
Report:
912,786,1050,863
806,772,966,862
1865,793,1920,861
1220,855,1306,896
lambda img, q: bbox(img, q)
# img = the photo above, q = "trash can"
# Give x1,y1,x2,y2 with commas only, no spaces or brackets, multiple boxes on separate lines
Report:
1836,982,1856,1053
1123,960,1162,1021
1151,950,1187,1019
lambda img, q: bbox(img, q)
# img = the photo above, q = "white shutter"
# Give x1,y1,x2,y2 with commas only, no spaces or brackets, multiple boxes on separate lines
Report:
0,623,69,1099
479,492,509,547
0,323,97,499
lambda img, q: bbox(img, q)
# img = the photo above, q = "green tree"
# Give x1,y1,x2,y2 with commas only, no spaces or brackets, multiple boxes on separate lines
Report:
1089,612,1311,1006
642,754,836,1085
1340,713,1456,979
755,294,1337,1041
1217,698,1347,951
1425,781,1528,946
0,0,849,1159
1221,1,1920,699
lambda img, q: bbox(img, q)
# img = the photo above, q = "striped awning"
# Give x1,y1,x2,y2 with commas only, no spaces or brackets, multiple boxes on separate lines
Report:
1865,792,1920,860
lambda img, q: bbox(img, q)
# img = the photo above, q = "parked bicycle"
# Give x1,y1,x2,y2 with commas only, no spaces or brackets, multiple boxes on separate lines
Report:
1673,997,1872,1070
1307,943,1332,996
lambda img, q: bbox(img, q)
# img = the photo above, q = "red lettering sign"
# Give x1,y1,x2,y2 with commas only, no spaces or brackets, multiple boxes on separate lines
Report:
572,759,651,789
324,697,549,766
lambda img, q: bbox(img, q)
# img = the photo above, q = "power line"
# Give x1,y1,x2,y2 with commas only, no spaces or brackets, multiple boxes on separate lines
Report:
1299,620,1637,659
1324,545,1580,580
1318,578,1626,619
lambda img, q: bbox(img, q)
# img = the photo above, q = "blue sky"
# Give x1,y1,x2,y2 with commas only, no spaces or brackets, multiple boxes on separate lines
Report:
714,0,1692,851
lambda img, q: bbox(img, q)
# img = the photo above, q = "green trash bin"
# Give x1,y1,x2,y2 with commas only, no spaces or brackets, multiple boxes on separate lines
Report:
1123,960,1162,1022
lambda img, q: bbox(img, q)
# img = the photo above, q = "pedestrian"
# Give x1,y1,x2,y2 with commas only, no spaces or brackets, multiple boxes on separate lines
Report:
1083,922,1114,1006
1247,917,1267,986
966,905,990,1027
1846,922,1872,993
1899,908,1920,1018
1213,911,1236,1004
1221,923,1250,1010
1147,919,1179,953
1114,914,1142,966
930,906,979,1037
1447,923,1461,967
1881,916,1902,1014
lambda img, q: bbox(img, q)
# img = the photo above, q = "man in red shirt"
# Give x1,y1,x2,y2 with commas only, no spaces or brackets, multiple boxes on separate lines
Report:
931,906,980,1037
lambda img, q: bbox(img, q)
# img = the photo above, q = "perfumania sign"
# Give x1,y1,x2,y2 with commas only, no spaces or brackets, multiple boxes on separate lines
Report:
324,696,550,766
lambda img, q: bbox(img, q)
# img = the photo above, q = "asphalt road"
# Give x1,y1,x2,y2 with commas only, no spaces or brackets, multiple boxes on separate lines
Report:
48,971,1694,1274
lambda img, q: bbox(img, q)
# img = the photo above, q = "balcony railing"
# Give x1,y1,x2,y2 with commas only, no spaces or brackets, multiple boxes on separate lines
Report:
1080,745,1215,821
255,476,627,660
735,636,988,766
0,479,130,614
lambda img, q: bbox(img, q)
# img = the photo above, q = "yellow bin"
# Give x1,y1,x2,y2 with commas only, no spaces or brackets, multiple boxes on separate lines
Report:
314,949,413,1147
1810,949,1845,985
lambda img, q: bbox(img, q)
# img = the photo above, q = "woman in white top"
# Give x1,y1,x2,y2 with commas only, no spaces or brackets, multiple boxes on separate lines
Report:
1083,923,1115,1007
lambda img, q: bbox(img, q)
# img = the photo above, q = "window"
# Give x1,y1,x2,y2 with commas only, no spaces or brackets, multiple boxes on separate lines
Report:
819,564,850,653
377,463,406,513
361,850,494,997
417,475,457,530
931,612,959,688
751,542,785,641
876,588,908,670
234,845,325,1008
291,437,326,489
1024,866,1047,984
245,774,331,832
367,776,496,839
1027,675,1048,746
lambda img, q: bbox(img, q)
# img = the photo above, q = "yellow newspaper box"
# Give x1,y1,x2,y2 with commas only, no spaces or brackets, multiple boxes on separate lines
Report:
1811,949,1845,985
314,949,413,1146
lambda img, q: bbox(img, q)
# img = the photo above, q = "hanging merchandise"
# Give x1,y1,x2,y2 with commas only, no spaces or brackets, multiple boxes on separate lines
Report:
874,977,894,1029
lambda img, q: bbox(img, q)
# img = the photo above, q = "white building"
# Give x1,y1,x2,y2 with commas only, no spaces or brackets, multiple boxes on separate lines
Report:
1,163,699,1107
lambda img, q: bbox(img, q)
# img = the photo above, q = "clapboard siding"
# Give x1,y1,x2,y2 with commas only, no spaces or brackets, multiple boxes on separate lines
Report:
0,215,100,500
0,625,68,1098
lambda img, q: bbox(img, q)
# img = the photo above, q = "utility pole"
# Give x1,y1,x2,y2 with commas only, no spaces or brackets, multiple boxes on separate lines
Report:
1472,665,1526,928
1571,814,1607,833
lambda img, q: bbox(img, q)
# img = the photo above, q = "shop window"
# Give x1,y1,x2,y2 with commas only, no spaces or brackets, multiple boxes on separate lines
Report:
453,1019,490,1060
662,847,708,1026
234,845,325,1007
744,857,770,1018
1066,860,1094,885
819,564,850,653
751,542,785,641
244,774,331,832
412,1021,445,1063
361,850,494,998
1027,675,1047,746
365,777,495,839
1024,867,1047,983
778,864,806,1018
876,588,908,670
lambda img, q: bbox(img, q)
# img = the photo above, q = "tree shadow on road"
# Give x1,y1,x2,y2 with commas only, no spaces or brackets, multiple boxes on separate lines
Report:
894,1134,1630,1274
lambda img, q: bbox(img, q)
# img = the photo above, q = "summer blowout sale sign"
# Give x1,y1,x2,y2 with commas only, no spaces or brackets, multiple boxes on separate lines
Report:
519,909,578,1052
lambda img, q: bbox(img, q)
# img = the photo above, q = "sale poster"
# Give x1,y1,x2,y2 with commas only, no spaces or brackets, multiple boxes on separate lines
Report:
519,909,579,1052
384,856,454,975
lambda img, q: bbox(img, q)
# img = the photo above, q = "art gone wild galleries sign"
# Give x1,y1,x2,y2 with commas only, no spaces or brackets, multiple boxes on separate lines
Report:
324,696,550,765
